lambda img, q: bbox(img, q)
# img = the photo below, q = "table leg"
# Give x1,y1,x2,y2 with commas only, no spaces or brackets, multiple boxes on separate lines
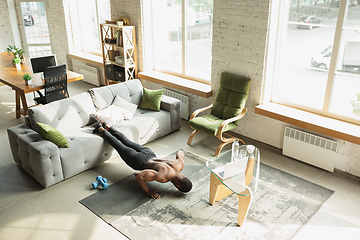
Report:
15,90,21,118
15,90,28,118
236,188,251,226
245,157,255,186
20,92,28,116
209,173,233,205
209,173,253,226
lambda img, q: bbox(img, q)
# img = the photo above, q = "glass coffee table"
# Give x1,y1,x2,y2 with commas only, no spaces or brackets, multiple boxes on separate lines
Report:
206,145,260,226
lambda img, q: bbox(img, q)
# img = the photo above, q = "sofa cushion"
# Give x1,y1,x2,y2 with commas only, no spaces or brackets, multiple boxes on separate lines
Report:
69,92,97,125
60,126,113,179
93,104,125,127
88,87,112,111
36,122,69,148
135,109,171,144
88,79,143,111
139,88,164,111
113,95,137,119
107,79,143,106
111,108,171,144
28,92,96,133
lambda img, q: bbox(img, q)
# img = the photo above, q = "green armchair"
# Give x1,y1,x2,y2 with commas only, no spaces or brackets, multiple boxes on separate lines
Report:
187,72,251,156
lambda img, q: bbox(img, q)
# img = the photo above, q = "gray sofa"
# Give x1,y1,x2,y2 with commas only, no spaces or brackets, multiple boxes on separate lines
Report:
7,79,181,188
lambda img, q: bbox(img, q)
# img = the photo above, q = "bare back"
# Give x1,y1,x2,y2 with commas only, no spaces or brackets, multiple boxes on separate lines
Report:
144,158,184,173
135,150,186,199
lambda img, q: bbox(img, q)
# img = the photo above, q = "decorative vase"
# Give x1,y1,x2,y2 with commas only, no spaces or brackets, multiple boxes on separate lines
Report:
15,63,21,70
25,80,32,85
117,30,123,47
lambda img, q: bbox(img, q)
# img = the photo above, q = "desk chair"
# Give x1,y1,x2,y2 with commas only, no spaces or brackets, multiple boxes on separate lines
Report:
187,72,251,157
34,64,69,105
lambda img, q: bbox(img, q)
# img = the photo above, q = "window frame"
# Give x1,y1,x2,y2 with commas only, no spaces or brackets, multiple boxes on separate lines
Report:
69,0,110,56
142,0,212,84
15,0,53,58
264,0,360,126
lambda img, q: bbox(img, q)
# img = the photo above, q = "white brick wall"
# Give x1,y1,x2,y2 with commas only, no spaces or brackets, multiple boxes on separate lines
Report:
0,0,21,51
47,0,69,65
111,0,143,71
0,0,13,50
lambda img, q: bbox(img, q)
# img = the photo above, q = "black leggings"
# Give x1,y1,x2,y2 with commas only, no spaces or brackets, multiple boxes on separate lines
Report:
101,127,157,170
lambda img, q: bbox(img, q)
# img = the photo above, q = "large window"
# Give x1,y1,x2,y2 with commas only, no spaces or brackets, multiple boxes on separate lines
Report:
16,0,52,58
268,0,360,124
70,0,110,55
145,0,213,82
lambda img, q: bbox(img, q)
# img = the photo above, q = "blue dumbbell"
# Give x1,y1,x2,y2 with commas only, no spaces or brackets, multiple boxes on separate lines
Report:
92,175,109,190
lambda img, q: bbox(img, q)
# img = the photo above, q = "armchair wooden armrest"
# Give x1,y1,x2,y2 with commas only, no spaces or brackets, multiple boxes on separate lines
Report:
189,103,213,121
217,108,248,139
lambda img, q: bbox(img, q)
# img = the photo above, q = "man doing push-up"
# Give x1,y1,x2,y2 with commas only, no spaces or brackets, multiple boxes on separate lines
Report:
95,124,192,199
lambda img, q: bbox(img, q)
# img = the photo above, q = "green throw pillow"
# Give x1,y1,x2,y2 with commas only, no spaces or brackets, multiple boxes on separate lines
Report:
139,88,164,111
36,122,69,148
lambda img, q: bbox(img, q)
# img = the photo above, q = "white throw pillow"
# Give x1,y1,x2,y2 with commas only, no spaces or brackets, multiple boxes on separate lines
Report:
92,104,124,127
112,95,138,120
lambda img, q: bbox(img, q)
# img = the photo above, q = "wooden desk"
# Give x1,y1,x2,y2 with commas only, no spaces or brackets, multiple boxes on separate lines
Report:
0,52,83,118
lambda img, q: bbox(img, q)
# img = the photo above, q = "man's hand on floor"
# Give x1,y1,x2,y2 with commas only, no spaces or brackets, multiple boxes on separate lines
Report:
147,189,160,199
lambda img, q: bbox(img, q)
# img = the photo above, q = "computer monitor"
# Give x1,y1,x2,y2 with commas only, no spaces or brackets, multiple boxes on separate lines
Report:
30,54,57,74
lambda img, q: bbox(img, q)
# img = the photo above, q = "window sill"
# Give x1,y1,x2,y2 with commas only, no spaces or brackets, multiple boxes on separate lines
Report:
138,71,212,98
255,102,360,145
68,52,103,67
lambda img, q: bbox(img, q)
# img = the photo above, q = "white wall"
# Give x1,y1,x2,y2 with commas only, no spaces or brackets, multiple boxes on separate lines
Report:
0,0,21,51
2,0,360,177
111,0,143,71
46,0,69,65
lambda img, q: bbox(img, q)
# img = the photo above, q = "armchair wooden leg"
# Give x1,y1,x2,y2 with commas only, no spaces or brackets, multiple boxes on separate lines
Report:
223,133,245,145
187,130,199,145
215,132,246,157
215,141,231,157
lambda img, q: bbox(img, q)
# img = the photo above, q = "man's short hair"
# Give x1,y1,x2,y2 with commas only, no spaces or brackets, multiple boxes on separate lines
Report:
177,176,192,193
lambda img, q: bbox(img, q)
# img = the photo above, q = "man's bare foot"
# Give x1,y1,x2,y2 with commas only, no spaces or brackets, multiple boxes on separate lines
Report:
98,127,104,133
104,125,110,131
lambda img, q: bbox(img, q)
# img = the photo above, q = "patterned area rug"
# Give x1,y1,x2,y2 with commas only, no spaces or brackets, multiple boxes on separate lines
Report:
80,150,334,240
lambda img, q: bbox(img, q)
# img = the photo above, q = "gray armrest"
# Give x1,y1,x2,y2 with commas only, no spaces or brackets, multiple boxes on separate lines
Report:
160,95,181,132
24,115,32,128
7,124,64,187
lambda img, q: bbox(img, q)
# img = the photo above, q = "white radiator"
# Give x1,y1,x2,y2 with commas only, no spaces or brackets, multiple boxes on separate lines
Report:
80,64,100,86
283,127,338,172
162,89,189,120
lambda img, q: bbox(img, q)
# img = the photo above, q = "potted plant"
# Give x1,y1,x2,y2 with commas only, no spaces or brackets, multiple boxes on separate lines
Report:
6,45,25,63
23,73,32,85
6,45,17,57
16,48,25,63
13,57,22,69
